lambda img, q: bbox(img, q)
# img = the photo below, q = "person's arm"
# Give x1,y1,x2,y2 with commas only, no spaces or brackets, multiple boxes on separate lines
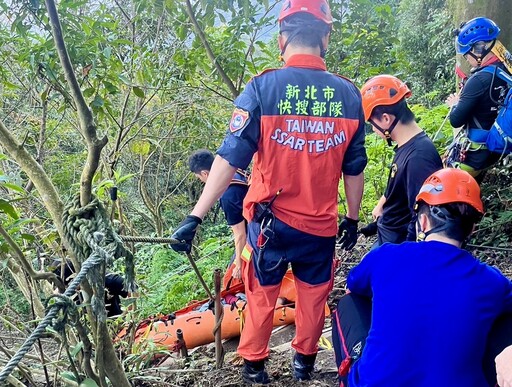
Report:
344,173,364,221
341,99,367,221
230,220,246,278
172,83,259,253
337,97,367,250
496,345,512,387
346,250,375,297
449,75,486,128
372,195,386,220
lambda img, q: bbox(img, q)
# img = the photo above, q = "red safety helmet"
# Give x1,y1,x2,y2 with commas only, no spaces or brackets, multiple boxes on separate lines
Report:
278,0,333,25
416,168,484,214
360,75,412,121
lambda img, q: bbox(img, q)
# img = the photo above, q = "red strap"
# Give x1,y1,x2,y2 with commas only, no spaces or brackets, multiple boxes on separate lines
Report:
257,233,265,247
333,309,352,376
338,356,352,377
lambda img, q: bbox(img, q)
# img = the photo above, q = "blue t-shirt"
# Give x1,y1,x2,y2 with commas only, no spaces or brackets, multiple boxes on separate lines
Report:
347,241,512,387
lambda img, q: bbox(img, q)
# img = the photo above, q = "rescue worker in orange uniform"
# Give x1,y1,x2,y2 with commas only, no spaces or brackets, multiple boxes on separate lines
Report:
359,75,442,246
171,0,367,383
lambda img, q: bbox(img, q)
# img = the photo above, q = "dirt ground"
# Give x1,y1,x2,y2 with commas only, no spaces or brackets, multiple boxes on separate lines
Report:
130,236,512,387
1,235,510,386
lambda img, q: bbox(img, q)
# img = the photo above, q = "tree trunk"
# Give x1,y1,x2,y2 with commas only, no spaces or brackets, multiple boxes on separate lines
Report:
44,0,130,385
449,0,512,47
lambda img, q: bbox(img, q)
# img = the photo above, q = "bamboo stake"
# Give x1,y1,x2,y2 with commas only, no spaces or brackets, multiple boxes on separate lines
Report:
213,269,224,369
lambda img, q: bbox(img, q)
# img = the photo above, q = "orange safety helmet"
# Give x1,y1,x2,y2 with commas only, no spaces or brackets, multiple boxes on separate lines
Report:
278,0,333,25
415,168,484,214
360,75,412,121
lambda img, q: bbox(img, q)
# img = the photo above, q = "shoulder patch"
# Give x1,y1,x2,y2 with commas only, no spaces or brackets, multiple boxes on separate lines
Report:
229,108,250,133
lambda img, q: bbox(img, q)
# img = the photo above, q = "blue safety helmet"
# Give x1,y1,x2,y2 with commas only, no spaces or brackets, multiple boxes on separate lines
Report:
455,17,500,55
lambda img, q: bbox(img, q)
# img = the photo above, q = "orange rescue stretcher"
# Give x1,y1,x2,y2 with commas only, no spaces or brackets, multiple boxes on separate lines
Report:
116,270,330,353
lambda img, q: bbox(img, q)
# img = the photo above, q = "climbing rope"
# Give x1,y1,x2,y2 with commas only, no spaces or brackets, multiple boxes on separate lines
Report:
467,243,512,252
120,236,214,299
0,233,108,384
63,195,137,293
120,235,181,244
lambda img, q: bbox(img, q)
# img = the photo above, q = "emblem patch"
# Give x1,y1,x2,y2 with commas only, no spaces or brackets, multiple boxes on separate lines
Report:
229,108,250,133
390,163,398,178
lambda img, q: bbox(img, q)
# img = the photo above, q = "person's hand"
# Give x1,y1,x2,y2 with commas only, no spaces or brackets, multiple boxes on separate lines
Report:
337,216,358,251
372,197,385,220
445,93,459,108
496,345,512,387
359,221,378,237
233,256,242,279
170,215,202,253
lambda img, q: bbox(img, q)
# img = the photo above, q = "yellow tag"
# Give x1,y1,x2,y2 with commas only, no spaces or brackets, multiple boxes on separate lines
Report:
491,40,512,74
241,244,253,263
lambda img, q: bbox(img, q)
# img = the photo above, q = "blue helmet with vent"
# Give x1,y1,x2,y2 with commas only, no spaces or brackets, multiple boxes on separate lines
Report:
455,17,500,55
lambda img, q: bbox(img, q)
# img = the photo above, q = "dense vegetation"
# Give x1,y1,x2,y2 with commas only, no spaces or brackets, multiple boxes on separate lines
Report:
0,0,510,385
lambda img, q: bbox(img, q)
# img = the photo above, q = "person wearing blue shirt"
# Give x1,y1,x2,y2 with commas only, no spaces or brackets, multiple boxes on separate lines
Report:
332,168,512,387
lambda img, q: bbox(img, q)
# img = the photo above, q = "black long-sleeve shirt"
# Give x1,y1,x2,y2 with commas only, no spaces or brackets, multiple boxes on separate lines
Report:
450,63,508,130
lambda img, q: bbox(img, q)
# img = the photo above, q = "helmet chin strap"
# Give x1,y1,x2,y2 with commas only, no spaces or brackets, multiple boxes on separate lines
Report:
416,206,465,242
466,40,496,67
369,115,401,147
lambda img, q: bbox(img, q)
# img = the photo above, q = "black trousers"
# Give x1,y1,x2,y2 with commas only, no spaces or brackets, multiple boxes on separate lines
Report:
334,294,512,386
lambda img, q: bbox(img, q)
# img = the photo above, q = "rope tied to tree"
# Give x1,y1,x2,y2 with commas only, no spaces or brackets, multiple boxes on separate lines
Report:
62,194,137,293
45,293,78,332
0,238,108,384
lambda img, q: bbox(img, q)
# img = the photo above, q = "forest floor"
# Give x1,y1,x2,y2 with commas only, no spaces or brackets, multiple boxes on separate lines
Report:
1,213,511,386
132,225,512,387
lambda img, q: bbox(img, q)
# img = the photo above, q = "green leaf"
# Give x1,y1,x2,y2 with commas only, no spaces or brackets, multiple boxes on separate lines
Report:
103,81,118,94
83,87,96,98
118,75,132,85
60,371,77,382
20,233,35,242
132,86,145,98
116,173,136,184
71,341,84,357
91,95,104,108
0,199,18,219
80,379,99,387
2,182,25,193
103,46,112,59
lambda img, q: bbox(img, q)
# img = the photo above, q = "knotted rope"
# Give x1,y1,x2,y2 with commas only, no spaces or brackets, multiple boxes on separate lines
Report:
0,234,107,384
62,195,136,293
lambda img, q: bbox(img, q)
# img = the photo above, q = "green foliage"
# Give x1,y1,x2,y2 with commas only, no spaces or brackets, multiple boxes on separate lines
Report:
397,0,454,106
473,165,512,250
136,235,232,315
411,103,452,151
0,269,30,316
328,0,402,83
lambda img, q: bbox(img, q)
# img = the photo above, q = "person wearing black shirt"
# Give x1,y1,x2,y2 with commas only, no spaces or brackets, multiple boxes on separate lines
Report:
360,75,442,245
50,259,129,317
188,149,249,287
446,17,509,179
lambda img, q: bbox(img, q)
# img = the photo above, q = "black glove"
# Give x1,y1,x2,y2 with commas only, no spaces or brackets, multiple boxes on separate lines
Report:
337,216,358,251
359,221,378,237
170,215,202,253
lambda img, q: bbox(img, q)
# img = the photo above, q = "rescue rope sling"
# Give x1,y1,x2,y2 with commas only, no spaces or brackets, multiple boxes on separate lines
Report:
0,195,220,383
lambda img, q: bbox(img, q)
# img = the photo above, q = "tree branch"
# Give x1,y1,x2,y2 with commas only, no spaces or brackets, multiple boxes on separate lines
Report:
184,0,239,99
45,0,108,206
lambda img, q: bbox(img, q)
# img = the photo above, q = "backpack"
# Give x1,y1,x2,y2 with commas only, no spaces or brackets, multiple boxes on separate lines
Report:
476,66,512,155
